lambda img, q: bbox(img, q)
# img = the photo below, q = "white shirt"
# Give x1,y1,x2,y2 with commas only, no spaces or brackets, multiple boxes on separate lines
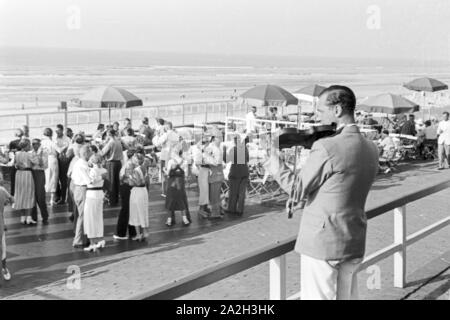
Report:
71,158,91,186
41,136,58,157
154,130,179,161
437,120,450,145
246,112,257,132
53,135,71,153
205,143,223,166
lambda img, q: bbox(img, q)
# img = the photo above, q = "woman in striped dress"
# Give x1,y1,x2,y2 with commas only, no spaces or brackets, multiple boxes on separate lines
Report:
14,140,38,225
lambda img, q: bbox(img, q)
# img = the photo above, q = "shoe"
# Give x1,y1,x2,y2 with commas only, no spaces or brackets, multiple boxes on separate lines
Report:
56,200,66,205
73,243,84,249
2,267,11,281
113,235,128,241
384,168,392,174
165,218,174,227
208,215,223,220
161,194,166,198
69,214,74,222
95,240,106,249
132,234,144,242
20,216,26,225
42,219,49,225
83,244,97,252
204,206,212,214
26,217,37,225
182,216,191,226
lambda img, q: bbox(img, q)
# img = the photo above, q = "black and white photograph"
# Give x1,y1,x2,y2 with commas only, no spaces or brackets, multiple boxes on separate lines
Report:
0,0,449,305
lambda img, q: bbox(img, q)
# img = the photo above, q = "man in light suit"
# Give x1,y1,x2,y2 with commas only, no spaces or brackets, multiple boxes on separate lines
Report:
265,85,379,300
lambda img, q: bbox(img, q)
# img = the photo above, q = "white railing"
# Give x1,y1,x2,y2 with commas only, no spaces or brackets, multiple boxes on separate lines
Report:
127,178,450,300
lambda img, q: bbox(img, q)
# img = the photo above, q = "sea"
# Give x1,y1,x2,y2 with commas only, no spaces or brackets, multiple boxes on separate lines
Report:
1,46,450,114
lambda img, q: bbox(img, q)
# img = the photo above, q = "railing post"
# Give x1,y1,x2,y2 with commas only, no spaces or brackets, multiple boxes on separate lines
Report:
182,104,185,125
25,114,30,129
98,110,102,125
64,109,68,128
394,205,407,288
204,104,208,124
269,255,286,300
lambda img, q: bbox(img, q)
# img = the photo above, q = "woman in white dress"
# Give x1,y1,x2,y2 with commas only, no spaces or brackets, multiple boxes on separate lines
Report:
41,128,59,206
83,154,107,252
128,153,149,241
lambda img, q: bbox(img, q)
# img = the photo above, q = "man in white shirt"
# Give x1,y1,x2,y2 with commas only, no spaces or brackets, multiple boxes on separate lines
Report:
437,112,450,170
71,145,92,248
203,136,225,219
192,139,211,215
246,106,258,133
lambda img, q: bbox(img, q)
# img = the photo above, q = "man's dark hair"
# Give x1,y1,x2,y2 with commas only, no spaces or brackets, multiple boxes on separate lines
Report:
443,111,449,117
43,128,53,137
108,129,116,137
425,120,431,126
382,129,389,135
124,118,131,122
409,114,415,119
97,123,104,130
320,85,356,114
127,127,134,136
56,124,64,131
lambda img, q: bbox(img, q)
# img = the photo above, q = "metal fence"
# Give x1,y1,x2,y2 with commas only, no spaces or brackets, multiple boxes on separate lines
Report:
0,99,243,145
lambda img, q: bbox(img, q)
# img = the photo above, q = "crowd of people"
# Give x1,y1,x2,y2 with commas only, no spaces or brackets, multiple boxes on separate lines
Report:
0,116,251,282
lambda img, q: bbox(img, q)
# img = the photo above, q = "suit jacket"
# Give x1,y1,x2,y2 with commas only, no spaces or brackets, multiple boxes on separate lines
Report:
225,143,249,179
265,125,379,260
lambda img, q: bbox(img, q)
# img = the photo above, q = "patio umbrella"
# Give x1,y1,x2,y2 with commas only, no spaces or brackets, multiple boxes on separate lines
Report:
80,86,143,109
403,77,448,92
403,77,448,119
80,86,143,124
357,93,419,114
294,84,327,115
240,84,298,107
294,84,327,98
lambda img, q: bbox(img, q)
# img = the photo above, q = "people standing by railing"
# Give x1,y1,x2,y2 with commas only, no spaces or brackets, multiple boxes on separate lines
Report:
30,138,49,225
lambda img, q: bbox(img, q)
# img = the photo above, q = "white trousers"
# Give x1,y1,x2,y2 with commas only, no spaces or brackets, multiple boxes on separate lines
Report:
197,167,210,206
300,254,362,300
1,233,6,261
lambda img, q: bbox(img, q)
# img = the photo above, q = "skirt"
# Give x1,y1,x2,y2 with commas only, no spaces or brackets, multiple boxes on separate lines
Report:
83,190,104,238
165,175,189,211
45,155,59,193
13,170,35,210
129,187,149,228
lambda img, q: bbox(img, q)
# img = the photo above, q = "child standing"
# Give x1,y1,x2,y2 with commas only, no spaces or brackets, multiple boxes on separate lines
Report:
83,154,108,252
128,153,149,241
0,177,14,283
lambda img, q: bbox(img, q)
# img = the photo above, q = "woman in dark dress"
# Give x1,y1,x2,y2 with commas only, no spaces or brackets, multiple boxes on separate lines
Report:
164,145,190,227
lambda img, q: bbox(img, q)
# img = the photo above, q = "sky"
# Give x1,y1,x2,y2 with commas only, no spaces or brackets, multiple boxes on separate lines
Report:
0,0,449,61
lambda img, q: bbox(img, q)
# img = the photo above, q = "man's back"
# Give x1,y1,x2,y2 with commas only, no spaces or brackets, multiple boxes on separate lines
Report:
296,125,379,260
